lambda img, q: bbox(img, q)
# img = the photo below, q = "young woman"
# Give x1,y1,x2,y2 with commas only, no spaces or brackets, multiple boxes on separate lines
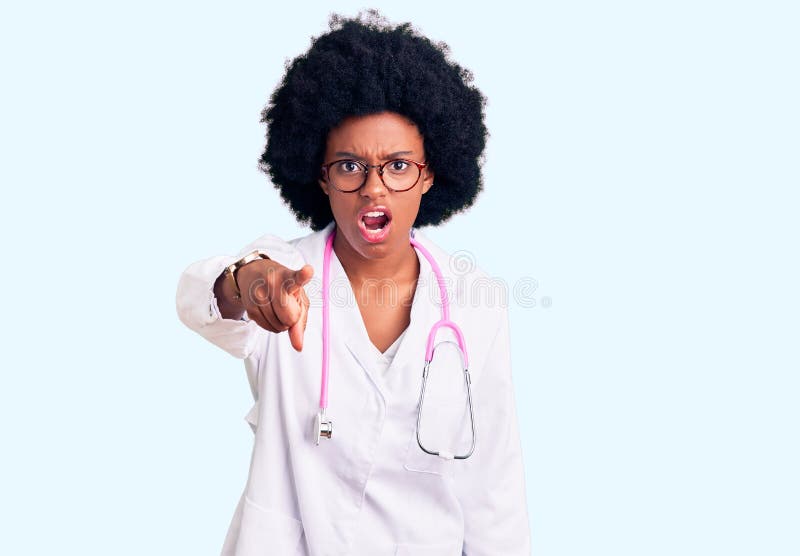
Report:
176,12,530,556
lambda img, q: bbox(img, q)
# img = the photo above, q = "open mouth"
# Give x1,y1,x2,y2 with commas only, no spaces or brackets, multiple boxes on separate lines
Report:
363,211,390,231
358,206,393,242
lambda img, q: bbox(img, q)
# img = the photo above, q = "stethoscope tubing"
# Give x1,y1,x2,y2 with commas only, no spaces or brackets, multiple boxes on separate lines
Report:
320,228,335,411
409,236,469,368
319,226,470,409
317,225,475,458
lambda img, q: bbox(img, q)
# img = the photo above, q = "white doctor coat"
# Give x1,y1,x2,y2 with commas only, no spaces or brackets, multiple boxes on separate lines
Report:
176,222,531,555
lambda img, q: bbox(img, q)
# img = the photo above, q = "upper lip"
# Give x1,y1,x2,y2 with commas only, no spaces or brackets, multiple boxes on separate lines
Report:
358,205,392,221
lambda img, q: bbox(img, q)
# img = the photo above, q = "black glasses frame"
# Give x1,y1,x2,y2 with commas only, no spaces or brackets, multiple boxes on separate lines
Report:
321,158,429,193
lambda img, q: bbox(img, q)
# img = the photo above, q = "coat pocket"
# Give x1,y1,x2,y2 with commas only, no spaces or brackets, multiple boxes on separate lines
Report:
235,496,304,556
402,396,470,478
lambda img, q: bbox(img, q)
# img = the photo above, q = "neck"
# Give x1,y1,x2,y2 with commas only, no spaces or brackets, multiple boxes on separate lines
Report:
333,231,419,285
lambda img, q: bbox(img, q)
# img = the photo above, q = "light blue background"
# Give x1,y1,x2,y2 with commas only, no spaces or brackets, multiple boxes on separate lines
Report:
1,1,798,554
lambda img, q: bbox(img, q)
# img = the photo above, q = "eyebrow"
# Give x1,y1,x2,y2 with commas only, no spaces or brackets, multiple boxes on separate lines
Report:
334,150,414,160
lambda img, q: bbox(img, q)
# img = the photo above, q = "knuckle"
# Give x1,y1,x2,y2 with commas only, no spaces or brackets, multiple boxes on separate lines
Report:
246,278,272,306
247,309,274,332
254,319,273,332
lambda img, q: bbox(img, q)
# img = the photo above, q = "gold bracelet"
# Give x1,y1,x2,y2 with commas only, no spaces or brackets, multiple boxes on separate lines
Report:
224,251,269,301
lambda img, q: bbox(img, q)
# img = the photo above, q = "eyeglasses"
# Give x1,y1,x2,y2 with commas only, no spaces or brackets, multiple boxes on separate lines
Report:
321,158,428,193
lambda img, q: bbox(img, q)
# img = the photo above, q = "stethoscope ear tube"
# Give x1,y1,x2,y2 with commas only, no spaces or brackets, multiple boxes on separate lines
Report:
416,339,476,460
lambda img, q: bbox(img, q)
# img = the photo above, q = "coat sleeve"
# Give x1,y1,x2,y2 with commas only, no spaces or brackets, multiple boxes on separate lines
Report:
174,234,306,361
454,308,532,556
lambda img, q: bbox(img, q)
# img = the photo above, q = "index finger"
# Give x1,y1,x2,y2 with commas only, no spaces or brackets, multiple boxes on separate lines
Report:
288,286,309,351
272,264,312,328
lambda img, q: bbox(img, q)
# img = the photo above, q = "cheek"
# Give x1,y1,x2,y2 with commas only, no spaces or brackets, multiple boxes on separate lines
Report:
395,195,423,223
327,193,355,220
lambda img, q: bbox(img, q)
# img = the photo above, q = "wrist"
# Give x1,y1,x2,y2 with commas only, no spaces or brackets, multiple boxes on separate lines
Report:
224,250,271,302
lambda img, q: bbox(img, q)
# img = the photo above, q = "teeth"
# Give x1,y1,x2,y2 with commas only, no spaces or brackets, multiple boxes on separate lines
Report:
361,209,389,236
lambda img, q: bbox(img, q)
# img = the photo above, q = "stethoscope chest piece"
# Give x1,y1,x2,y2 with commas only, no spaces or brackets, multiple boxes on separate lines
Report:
315,410,333,445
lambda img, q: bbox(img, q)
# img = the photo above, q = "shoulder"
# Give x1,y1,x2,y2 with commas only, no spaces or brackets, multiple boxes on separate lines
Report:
242,223,334,270
286,221,336,269
413,229,510,381
412,228,510,365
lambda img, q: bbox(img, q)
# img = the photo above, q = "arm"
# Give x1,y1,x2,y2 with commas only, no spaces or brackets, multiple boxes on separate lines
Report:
455,309,532,555
175,234,306,360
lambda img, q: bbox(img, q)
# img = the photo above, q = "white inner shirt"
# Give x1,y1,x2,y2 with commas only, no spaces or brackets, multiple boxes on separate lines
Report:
370,328,407,375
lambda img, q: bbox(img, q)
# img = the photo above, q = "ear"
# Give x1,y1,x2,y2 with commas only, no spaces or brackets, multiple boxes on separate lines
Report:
421,168,435,195
318,171,330,196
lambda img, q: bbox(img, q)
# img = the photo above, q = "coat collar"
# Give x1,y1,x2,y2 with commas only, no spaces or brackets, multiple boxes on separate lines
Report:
307,222,445,402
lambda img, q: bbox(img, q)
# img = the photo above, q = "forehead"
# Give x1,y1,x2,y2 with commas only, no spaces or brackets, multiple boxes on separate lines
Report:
325,112,424,156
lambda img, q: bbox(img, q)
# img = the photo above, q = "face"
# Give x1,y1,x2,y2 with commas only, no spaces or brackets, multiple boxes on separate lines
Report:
319,111,434,260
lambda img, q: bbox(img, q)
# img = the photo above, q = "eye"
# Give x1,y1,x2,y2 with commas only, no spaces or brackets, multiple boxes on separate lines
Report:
335,160,362,174
387,160,410,173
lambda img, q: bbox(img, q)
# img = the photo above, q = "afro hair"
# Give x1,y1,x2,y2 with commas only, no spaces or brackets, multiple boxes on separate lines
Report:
259,10,488,231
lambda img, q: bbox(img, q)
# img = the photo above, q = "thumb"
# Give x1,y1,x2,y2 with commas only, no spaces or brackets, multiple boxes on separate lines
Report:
290,264,314,291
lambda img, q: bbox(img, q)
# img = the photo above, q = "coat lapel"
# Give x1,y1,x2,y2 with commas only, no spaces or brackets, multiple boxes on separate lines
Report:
380,249,438,397
336,230,441,405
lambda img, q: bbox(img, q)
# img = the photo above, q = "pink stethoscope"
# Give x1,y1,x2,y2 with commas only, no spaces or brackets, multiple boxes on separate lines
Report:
314,226,476,460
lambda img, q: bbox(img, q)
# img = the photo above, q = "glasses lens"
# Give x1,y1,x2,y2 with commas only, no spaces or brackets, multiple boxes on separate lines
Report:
329,160,366,192
327,159,422,192
383,159,421,192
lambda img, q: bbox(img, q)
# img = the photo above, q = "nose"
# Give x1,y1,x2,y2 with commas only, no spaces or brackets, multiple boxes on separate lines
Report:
360,165,387,200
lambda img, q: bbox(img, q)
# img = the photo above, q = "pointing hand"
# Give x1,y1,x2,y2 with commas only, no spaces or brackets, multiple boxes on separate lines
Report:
235,260,314,351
